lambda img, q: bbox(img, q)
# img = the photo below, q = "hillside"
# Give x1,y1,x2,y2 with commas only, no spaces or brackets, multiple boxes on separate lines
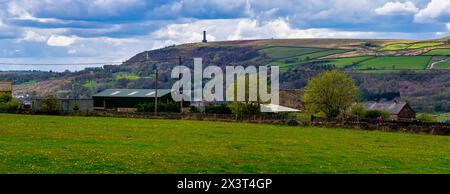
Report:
3,37,450,113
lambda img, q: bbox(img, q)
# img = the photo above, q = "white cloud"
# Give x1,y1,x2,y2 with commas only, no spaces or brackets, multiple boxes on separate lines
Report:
414,0,450,23
375,1,419,15
152,18,388,48
20,30,48,42
447,23,450,31
47,35,77,46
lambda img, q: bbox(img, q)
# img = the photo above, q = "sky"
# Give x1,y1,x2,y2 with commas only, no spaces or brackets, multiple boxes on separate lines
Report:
0,0,449,71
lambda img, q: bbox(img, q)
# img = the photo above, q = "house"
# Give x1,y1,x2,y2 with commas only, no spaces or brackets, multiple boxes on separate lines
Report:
362,101,416,121
0,81,12,95
92,89,182,112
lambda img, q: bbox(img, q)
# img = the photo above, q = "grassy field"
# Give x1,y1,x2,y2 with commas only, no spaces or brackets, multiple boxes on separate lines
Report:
408,42,444,49
424,49,450,56
269,49,350,70
259,47,324,59
1,114,450,174
323,56,373,68
435,59,450,69
380,43,410,51
381,42,444,51
356,56,431,70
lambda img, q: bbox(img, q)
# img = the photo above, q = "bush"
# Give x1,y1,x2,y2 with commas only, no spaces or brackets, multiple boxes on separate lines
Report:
229,102,260,116
364,110,390,121
40,94,60,114
137,101,180,113
205,104,232,114
0,99,20,113
188,106,201,113
417,113,437,123
0,93,12,103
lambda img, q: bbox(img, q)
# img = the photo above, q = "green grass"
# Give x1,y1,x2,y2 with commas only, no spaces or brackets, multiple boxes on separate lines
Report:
435,59,450,69
82,81,96,88
434,113,450,122
322,56,373,68
114,74,141,81
259,47,324,59
424,49,450,56
1,114,450,174
356,56,431,70
270,49,350,70
381,42,444,51
381,43,410,51
408,42,444,49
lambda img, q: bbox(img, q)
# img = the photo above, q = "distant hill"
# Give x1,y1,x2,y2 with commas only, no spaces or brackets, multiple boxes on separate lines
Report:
3,37,450,113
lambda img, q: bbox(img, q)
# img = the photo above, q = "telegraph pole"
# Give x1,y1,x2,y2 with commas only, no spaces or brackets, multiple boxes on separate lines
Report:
153,63,158,116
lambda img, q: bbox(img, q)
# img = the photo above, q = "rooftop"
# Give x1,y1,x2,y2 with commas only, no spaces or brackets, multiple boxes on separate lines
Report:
92,89,172,98
362,101,409,114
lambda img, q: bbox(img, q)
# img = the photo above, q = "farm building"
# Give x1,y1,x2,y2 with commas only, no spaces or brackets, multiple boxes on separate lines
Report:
0,81,12,95
32,99,93,113
362,101,416,121
93,89,181,112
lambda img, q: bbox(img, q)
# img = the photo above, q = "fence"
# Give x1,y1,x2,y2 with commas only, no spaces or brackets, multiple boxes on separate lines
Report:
310,117,450,135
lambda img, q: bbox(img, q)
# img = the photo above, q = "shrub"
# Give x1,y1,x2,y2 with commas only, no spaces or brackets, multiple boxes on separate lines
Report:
188,106,201,113
0,93,12,103
205,103,232,114
417,113,437,123
40,94,60,114
229,102,260,116
0,99,20,113
137,102,180,113
364,110,390,121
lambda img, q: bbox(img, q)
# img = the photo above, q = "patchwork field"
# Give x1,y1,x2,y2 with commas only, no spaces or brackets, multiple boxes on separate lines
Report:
1,114,450,174
424,49,450,56
322,56,373,68
259,46,324,59
381,42,444,51
355,56,431,70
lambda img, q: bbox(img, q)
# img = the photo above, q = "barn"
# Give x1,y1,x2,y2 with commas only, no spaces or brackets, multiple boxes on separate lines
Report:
362,101,416,121
92,89,177,112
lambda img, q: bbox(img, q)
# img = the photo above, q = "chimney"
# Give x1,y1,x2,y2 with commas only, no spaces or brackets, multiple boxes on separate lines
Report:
202,31,207,43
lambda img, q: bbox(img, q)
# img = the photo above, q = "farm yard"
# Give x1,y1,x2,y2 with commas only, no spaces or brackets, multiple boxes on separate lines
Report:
381,41,445,51
423,49,450,56
1,114,450,174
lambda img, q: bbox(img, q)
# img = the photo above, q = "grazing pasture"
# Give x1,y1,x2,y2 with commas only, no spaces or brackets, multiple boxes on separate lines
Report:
355,56,431,70
1,114,450,174
423,49,450,56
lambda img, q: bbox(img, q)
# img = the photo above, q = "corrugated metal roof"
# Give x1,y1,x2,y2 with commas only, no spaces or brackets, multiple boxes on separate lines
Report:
92,89,172,98
362,102,408,114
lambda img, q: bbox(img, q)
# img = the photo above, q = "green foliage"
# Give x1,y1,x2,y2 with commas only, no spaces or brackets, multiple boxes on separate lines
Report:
0,93,13,103
205,103,232,114
0,99,19,113
364,110,390,121
229,102,260,116
417,113,438,123
40,94,60,114
188,106,201,113
136,101,180,113
356,56,431,70
2,114,450,173
302,70,358,118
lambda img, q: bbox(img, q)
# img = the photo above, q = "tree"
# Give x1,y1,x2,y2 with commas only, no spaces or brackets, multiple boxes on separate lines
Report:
302,70,358,118
40,94,60,114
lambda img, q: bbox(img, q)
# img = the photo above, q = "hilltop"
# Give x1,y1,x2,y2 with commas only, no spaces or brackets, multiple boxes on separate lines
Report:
2,37,450,113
